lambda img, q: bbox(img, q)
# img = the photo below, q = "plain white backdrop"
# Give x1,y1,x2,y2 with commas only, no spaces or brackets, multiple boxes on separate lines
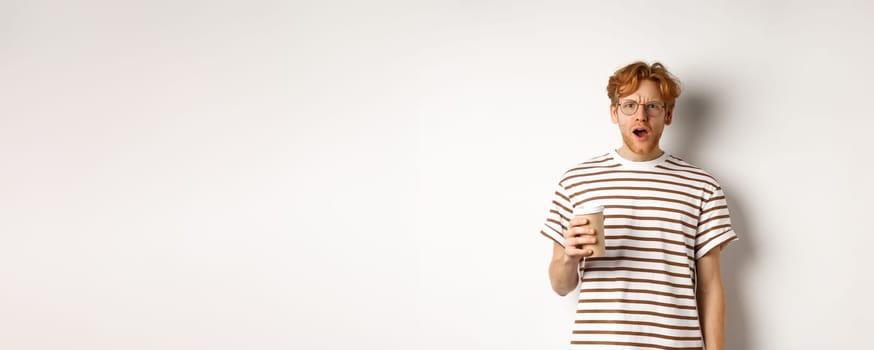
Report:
2,0,874,349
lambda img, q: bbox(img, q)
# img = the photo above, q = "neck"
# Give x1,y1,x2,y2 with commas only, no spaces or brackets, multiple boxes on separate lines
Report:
616,146,664,162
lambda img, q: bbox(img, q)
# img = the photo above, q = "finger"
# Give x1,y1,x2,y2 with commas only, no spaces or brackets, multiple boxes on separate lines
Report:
570,216,590,227
576,236,597,246
568,246,593,257
564,226,589,239
565,246,587,257
577,226,598,235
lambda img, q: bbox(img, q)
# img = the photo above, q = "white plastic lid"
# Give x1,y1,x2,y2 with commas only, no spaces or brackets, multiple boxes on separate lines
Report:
573,205,604,216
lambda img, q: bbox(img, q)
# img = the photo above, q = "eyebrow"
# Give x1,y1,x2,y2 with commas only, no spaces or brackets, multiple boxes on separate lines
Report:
620,99,665,103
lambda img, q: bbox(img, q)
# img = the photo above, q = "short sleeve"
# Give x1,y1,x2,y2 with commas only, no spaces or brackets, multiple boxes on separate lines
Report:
694,185,739,260
540,180,573,247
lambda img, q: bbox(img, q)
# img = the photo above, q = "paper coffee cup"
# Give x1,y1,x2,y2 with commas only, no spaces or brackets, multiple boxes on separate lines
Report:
573,205,606,257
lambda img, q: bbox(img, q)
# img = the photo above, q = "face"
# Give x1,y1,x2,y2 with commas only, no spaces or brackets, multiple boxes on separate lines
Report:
610,79,673,160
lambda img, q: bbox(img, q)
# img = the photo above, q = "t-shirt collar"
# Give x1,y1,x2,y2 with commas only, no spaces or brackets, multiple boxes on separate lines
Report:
610,148,670,169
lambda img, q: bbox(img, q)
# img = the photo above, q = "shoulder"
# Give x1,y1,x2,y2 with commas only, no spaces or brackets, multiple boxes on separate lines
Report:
556,152,619,187
660,155,723,189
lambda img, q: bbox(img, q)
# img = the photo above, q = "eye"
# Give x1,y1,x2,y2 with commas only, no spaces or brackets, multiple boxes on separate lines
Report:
645,103,663,110
622,102,637,109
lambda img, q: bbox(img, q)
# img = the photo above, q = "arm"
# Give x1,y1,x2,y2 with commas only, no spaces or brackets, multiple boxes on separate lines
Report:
548,217,596,296
549,242,580,296
696,248,726,350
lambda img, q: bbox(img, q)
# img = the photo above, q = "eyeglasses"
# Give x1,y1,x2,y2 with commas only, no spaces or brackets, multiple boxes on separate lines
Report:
616,100,667,116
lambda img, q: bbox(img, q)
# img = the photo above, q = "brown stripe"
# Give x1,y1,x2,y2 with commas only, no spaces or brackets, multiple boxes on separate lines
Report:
666,157,698,169
570,341,702,350
565,177,713,195
609,234,688,246
546,218,566,232
564,169,717,189
585,266,691,279
696,224,732,239
705,195,726,203
572,186,706,202
576,319,700,331
581,277,693,290
588,256,689,268
701,204,727,216
568,163,622,173
610,245,691,258
576,308,698,320
607,225,694,240
540,230,563,247
579,195,697,210
605,205,697,221
607,214,696,230
550,209,570,224
695,229,733,251
555,190,570,202
582,155,612,164
579,287,695,300
544,224,563,237
609,234,692,250
579,298,697,310
572,330,701,341
552,199,571,214
697,214,729,227
656,164,718,183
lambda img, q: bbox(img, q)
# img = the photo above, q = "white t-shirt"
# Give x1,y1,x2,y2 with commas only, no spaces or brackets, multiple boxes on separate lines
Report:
541,150,738,349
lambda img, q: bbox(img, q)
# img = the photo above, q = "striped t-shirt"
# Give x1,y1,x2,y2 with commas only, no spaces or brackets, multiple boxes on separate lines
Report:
540,150,738,350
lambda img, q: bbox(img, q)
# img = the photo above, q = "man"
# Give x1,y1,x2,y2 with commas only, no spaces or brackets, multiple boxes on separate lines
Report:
540,61,737,350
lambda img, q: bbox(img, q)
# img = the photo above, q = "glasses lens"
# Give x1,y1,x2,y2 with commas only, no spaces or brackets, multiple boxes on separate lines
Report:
620,102,638,115
645,103,665,116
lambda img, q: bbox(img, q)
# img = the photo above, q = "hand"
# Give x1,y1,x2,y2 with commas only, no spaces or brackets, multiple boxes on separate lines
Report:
562,216,598,263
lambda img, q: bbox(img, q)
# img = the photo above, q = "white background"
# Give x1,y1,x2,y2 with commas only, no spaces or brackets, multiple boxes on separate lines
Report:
2,1,873,349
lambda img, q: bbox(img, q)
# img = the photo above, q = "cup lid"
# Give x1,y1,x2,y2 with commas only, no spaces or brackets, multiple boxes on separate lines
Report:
573,205,604,216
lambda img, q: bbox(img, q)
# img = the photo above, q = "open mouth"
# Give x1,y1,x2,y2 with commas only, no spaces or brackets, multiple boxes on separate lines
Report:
632,128,649,138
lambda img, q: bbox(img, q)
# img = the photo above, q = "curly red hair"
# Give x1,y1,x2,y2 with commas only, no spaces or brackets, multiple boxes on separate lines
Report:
606,61,682,108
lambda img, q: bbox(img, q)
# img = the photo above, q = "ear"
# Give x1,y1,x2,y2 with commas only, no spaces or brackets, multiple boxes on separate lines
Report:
610,104,619,124
664,109,673,125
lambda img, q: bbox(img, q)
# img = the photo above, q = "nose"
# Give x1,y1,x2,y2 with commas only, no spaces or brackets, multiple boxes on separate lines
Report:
634,105,648,122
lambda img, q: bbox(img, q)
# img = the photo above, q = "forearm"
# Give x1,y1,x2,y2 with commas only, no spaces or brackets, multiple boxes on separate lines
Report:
549,255,580,296
697,279,726,350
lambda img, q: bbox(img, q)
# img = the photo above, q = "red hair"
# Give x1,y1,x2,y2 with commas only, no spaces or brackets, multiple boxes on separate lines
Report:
606,61,682,108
